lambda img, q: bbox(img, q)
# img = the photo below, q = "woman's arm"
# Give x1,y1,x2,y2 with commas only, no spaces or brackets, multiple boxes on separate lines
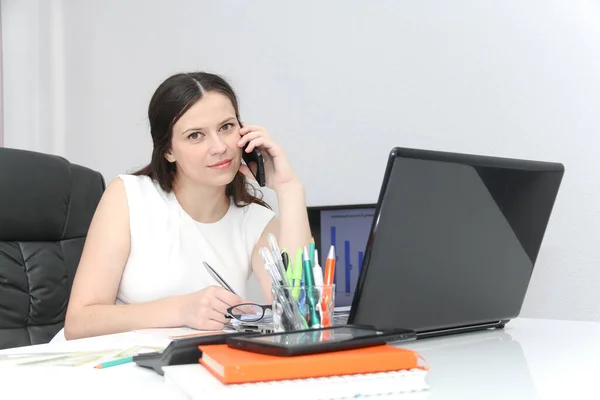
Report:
251,200,311,303
65,178,241,339
65,178,181,339
239,125,312,301
273,181,312,263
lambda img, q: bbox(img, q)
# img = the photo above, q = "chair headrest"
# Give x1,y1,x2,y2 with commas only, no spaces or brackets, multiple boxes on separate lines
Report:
0,148,105,241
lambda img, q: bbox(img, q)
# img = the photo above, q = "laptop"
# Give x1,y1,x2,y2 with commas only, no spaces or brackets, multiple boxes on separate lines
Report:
343,147,564,338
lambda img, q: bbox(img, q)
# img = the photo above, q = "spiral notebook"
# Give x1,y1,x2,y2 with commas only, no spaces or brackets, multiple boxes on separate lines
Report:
163,363,429,399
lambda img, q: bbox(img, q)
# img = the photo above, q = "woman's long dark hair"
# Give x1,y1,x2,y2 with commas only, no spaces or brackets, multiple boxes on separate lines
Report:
133,72,270,209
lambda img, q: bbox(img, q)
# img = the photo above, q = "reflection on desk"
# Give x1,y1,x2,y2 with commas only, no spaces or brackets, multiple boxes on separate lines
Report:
401,328,537,399
401,318,600,399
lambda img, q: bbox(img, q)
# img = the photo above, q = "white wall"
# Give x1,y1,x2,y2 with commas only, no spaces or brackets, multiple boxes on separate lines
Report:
0,5,3,146
3,0,600,319
1,0,65,155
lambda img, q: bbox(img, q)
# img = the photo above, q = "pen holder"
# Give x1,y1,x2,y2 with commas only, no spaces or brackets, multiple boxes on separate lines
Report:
271,284,335,333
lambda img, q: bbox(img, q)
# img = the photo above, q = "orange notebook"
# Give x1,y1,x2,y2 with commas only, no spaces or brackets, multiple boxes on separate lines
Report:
198,344,427,384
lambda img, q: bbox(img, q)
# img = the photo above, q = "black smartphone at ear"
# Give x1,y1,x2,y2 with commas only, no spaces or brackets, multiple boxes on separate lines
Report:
239,120,266,187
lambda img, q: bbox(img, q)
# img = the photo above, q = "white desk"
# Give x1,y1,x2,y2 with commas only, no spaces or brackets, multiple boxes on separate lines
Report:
1,318,599,399
401,318,600,399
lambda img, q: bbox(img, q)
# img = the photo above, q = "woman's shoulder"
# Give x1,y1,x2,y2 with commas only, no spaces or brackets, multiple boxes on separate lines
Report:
117,173,155,188
116,174,165,196
237,200,275,219
112,174,171,212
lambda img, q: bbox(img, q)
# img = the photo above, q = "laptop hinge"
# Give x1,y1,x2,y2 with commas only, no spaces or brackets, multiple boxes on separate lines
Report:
417,320,504,339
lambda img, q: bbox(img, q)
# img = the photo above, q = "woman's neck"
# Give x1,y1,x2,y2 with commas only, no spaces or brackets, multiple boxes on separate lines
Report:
172,178,230,223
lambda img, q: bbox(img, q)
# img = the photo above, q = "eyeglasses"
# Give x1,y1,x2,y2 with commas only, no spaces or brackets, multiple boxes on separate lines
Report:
226,303,272,323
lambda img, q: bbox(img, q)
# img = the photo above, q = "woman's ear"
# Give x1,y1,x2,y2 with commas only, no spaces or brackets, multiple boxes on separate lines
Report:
164,150,176,163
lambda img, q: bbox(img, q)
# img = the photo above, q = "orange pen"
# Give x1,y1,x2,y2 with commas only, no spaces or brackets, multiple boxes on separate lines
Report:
324,245,336,285
322,246,336,326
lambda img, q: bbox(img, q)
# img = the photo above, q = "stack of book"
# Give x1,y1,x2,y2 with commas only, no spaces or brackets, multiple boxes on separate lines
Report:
163,344,430,399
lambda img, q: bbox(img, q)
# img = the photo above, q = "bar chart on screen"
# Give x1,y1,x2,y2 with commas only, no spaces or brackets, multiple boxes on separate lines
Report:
319,208,375,306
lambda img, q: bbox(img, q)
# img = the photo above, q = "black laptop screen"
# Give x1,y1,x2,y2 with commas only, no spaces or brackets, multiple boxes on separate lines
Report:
350,148,563,333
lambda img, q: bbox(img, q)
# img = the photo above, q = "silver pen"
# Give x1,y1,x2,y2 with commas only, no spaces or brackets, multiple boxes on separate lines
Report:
266,234,290,287
202,261,239,296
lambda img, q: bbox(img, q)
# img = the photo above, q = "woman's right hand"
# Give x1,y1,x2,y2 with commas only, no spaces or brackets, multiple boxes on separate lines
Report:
179,286,245,330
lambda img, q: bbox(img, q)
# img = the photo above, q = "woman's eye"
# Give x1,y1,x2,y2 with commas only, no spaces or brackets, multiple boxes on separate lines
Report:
220,123,234,132
188,132,203,140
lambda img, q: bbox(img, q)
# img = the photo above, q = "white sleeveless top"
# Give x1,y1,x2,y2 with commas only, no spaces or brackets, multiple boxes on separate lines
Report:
51,174,274,342
117,174,275,302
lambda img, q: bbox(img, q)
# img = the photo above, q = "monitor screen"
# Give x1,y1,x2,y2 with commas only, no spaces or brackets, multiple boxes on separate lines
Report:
307,205,376,307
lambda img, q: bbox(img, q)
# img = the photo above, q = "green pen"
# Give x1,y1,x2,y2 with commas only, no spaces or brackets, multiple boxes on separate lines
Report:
292,248,303,300
94,356,133,369
302,246,321,328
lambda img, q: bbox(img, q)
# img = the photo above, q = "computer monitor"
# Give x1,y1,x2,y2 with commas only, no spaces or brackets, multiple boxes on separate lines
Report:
307,204,376,307
348,147,564,337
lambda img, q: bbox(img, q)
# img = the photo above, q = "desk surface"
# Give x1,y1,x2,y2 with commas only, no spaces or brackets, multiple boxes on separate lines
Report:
402,318,600,399
1,318,599,399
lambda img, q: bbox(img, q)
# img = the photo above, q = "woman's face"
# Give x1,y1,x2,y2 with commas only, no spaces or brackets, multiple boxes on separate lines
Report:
167,91,242,188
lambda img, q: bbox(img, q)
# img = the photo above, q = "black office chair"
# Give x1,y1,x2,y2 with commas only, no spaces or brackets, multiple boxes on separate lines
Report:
0,147,105,349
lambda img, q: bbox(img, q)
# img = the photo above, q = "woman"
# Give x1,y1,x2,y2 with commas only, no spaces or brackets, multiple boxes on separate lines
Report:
61,72,311,340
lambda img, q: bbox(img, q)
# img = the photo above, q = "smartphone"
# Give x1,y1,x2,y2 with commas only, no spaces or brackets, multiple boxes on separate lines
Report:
238,119,266,187
226,325,416,357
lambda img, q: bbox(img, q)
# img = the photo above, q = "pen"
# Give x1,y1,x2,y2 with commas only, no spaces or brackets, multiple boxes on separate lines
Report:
281,249,290,271
259,248,282,283
324,245,336,285
313,248,326,325
313,249,324,286
203,261,239,296
268,234,286,275
283,249,294,283
302,246,321,328
94,356,133,369
267,234,289,286
309,237,315,266
292,248,303,300
322,246,336,327
260,247,307,330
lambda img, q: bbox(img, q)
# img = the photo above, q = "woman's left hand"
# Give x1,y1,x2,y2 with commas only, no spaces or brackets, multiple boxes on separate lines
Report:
237,124,299,191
